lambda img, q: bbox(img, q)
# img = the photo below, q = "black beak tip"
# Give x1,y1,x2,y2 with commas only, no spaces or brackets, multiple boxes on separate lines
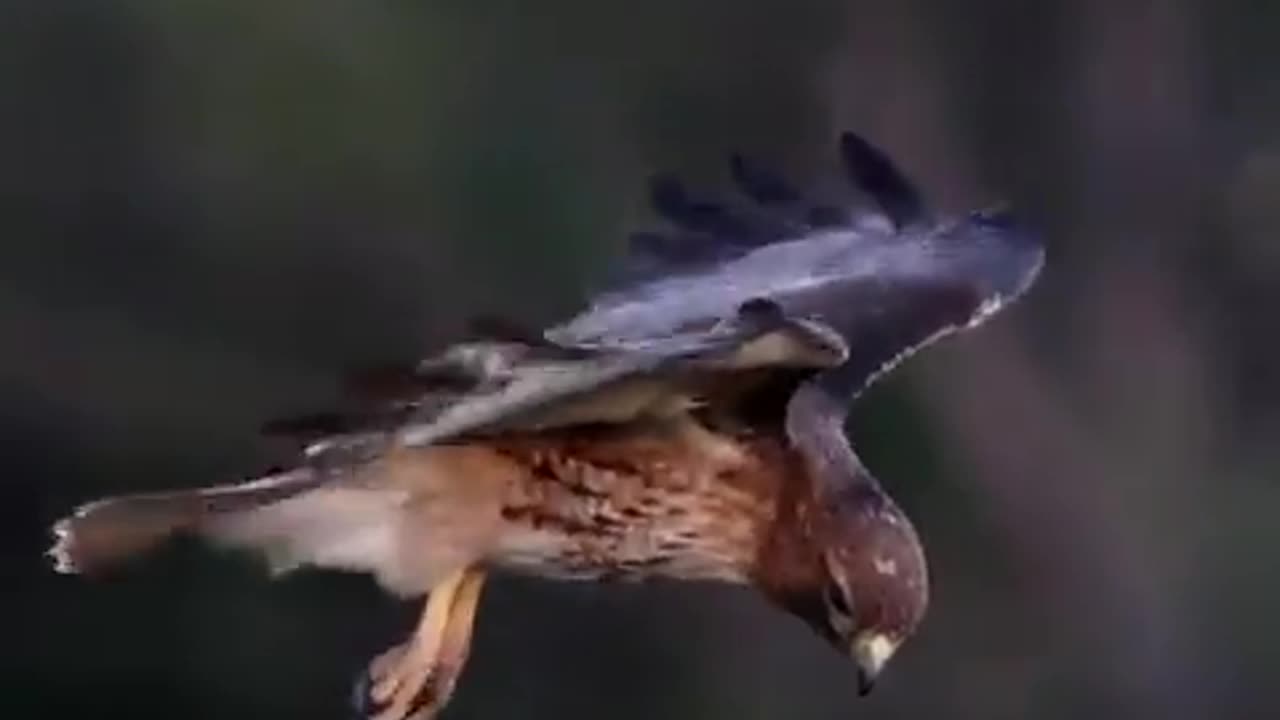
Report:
856,670,876,697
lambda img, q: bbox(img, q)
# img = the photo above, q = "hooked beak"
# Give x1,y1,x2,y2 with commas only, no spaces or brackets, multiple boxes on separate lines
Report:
851,632,898,697
856,667,876,696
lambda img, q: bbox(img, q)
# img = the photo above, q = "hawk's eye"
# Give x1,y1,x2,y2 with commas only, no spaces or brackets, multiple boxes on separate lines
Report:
825,582,853,617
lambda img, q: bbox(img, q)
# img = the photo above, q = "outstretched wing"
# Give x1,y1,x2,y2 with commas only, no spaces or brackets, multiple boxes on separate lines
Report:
268,302,848,469
548,131,1044,401
269,131,1042,472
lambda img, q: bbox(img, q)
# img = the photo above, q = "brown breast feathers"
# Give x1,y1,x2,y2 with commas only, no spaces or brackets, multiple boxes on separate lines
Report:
481,418,823,587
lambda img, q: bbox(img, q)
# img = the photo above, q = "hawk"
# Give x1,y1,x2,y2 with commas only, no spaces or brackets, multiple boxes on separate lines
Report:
48,131,1043,720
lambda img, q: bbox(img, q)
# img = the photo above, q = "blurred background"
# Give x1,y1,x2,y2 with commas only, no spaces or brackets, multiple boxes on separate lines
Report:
4,1,1278,718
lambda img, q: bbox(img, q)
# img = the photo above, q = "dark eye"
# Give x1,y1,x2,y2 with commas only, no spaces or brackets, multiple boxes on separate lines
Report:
825,582,852,617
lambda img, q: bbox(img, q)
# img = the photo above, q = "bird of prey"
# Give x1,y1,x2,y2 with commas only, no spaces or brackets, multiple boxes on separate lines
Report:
48,131,1043,720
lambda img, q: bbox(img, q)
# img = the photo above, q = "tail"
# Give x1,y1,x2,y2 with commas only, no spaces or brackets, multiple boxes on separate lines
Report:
48,469,320,575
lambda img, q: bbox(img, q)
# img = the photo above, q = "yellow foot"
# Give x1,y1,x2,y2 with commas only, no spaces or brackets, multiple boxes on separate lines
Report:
358,641,462,720
354,568,487,720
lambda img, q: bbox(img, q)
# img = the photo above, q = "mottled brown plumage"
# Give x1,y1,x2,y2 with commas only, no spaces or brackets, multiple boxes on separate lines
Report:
47,131,1041,719
492,419,798,582
488,418,925,655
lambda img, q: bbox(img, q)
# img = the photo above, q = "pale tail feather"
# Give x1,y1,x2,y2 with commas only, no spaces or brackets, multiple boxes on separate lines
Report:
48,469,320,575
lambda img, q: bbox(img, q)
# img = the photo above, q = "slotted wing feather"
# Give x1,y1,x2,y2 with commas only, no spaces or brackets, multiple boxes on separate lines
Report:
603,134,895,292
836,131,928,229
549,131,928,349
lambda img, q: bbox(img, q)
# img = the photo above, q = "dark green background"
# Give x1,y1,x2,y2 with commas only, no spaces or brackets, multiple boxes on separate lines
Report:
5,2,1278,719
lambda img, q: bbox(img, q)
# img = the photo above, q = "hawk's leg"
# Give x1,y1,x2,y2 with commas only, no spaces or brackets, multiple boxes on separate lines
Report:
358,567,488,720
413,567,486,717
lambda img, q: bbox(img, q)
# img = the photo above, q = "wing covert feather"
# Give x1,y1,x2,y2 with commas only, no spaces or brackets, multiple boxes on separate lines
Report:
287,306,847,467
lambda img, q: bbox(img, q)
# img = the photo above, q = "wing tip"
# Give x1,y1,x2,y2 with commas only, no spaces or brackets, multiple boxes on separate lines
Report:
837,130,927,228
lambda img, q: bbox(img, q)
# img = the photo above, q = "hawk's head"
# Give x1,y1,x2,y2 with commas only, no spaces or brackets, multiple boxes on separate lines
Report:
799,484,929,696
